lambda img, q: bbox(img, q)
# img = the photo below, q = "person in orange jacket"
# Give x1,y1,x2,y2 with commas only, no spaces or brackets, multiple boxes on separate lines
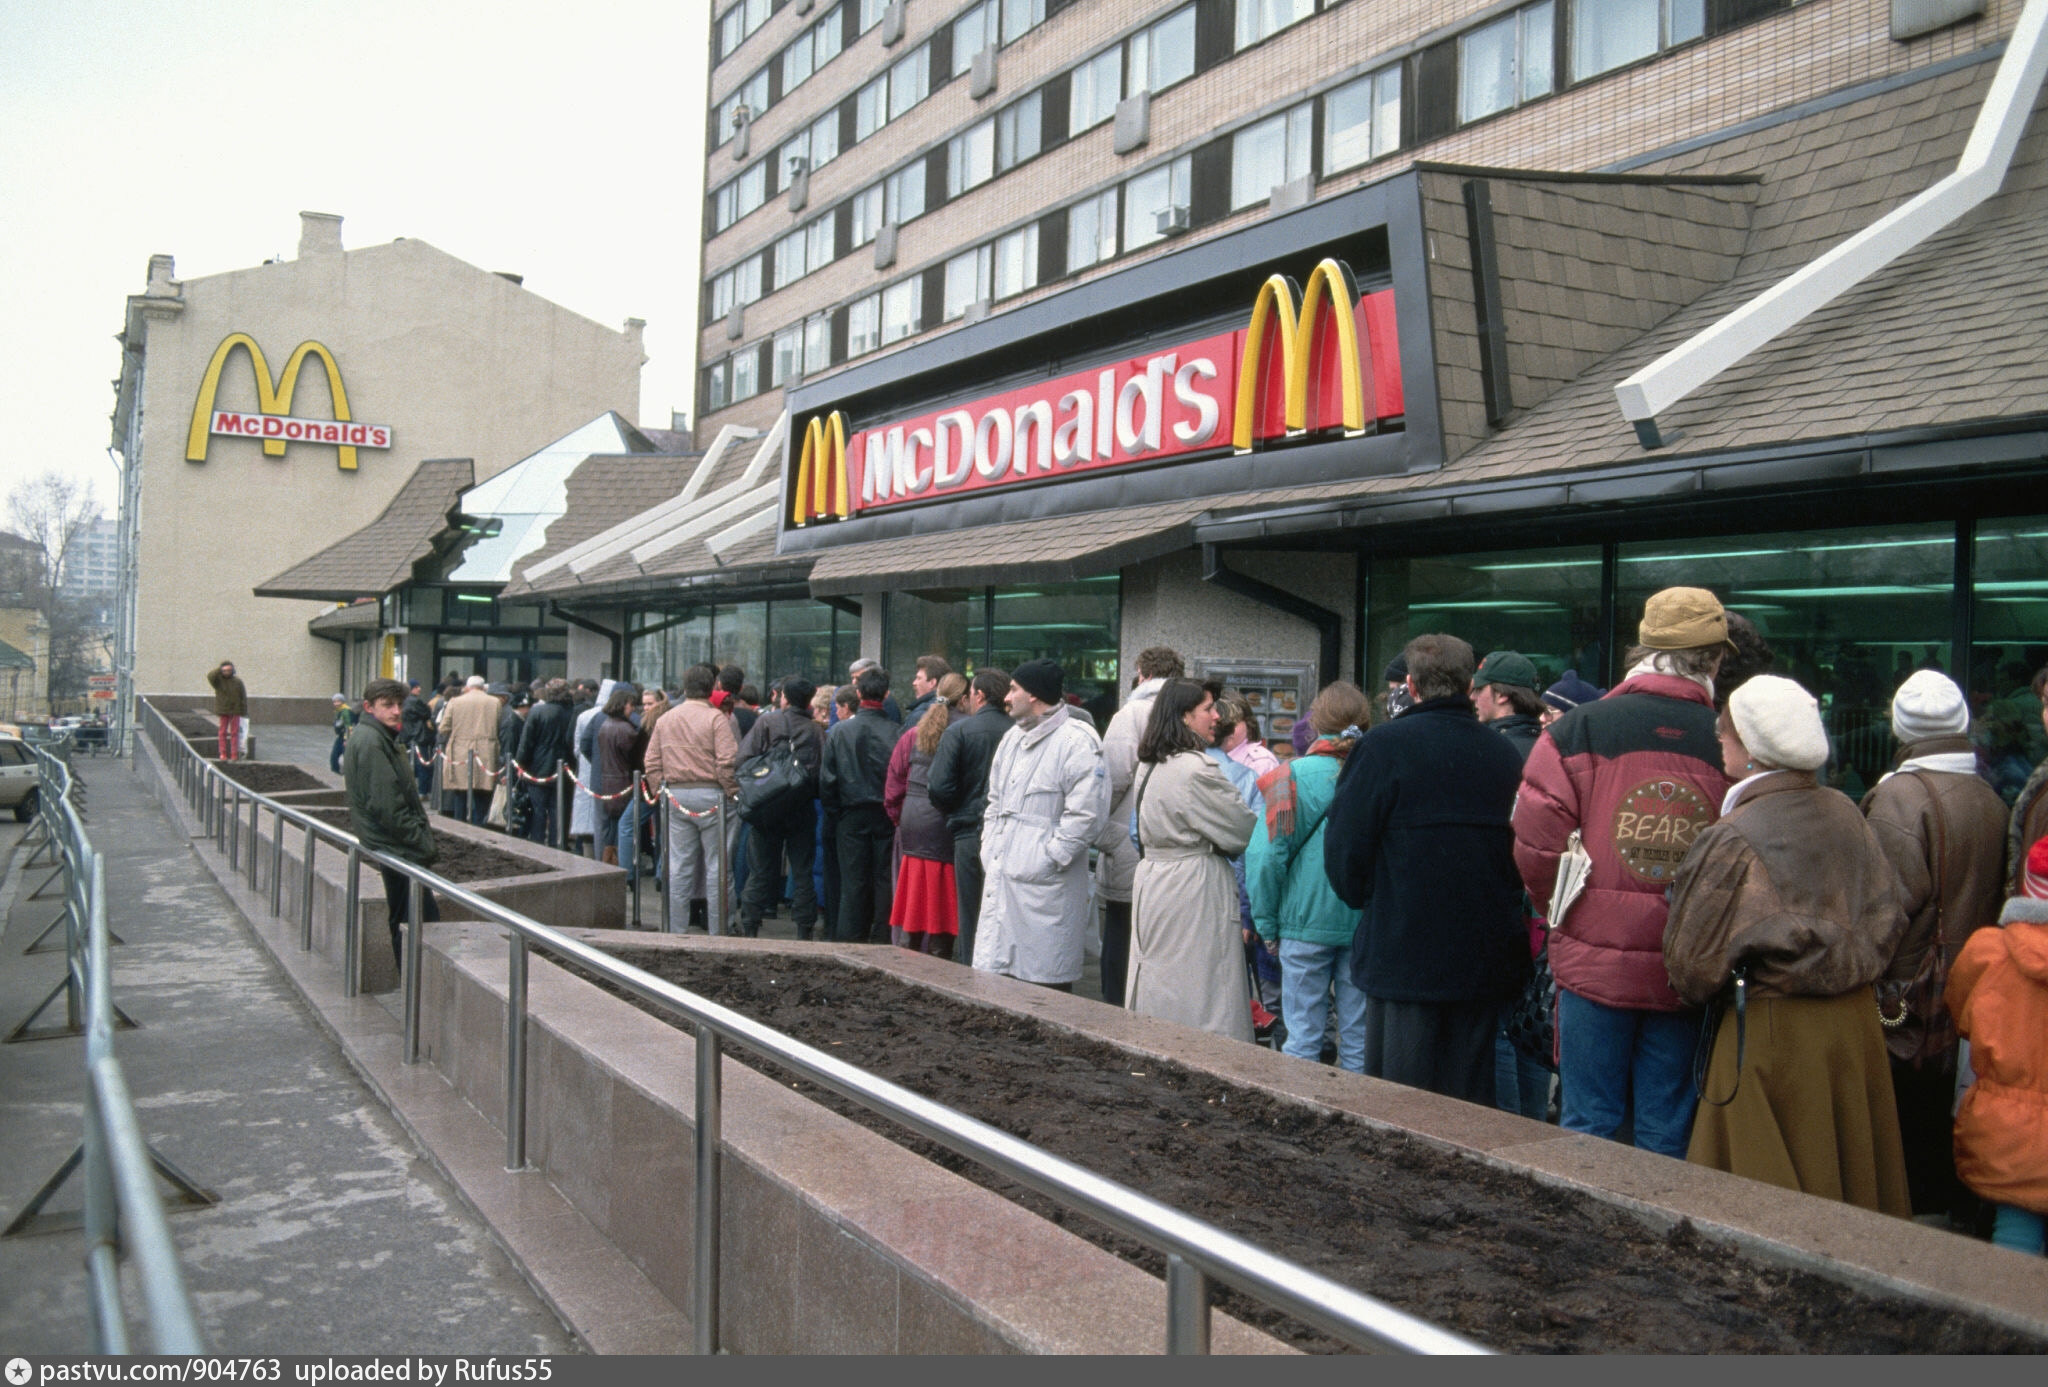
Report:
1947,834,2048,1256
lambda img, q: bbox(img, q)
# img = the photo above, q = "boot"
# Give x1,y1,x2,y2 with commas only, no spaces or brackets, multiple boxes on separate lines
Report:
602,845,619,866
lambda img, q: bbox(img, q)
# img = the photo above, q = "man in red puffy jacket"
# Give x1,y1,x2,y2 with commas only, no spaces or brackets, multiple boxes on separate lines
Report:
1512,588,1734,1156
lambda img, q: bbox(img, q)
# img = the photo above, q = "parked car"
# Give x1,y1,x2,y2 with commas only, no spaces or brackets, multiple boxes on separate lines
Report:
0,733,40,821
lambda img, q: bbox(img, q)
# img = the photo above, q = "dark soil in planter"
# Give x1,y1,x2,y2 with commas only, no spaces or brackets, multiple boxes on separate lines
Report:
591,949,2039,1356
300,808,544,884
214,761,327,794
167,710,216,737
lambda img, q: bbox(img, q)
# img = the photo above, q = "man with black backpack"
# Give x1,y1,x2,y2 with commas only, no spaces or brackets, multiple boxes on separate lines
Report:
736,677,824,939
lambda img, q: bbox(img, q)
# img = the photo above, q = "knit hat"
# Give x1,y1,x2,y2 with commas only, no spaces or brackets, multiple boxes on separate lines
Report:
331,693,347,703
2024,836,2048,901
1541,669,1605,715
1382,654,1408,685
1891,669,1969,742
1639,586,1733,651
1728,674,1830,772
1473,650,1539,692
1010,658,1064,706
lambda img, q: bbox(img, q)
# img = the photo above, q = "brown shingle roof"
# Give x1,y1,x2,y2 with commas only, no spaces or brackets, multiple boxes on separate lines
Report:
254,458,475,601
308,600,381,633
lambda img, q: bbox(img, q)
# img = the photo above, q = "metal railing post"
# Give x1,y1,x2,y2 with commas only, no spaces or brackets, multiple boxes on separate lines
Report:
342,846,362,999
693,1023,722,1355
82,1064,126,1353
300,823,317,951
269,809,284,914
505,934,528,1171
659,791,672,935
1166,1254,1212,1354
248,800,261,888
402,875,424,1065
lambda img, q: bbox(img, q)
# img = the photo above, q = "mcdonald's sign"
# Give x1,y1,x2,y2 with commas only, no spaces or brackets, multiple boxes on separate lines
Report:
789,256,1400,524
185,333,392,471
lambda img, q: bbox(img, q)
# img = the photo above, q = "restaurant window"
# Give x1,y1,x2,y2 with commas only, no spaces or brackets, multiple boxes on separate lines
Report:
1231,103,1311,211
883,578,1121,729
886,591,988,687
1572,0,1704,83
1066,188,1119,270
1617,522,1955,799
1236,0,1314,51
1069,47,1121,134
711,603,769,683
1323,63,1401,173
1971,516,2048,802
1460,0,1554,125
767,599,860,682
1129,5,1196,95
1122,154,1192,252
880,277,923,345
1366,545,1605,717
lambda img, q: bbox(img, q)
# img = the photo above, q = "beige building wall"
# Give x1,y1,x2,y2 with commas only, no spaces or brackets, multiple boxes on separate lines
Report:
0,606,50,720
127,215,645,708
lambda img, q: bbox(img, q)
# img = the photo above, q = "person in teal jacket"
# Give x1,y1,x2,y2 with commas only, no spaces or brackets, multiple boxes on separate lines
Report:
1247,682,1375,1071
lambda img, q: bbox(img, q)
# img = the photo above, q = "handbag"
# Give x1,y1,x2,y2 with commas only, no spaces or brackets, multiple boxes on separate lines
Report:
485,777,510,829
1505,830,1591,1072
1874,773,1954,1060
736,726,814,826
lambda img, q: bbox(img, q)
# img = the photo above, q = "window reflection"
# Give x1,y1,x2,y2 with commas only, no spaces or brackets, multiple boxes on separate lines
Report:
1368,546,1604,705
1971,517,2048,802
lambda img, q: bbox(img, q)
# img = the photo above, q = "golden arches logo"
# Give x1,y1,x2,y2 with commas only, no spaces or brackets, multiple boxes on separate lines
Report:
1233,258,1366,452
790,411,851,526
186,333,370,470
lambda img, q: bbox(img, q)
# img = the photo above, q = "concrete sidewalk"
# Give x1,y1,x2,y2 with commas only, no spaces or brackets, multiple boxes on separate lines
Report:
0,759,577,1356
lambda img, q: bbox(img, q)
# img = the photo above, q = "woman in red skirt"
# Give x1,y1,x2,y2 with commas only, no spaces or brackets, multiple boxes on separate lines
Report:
887,673,967,957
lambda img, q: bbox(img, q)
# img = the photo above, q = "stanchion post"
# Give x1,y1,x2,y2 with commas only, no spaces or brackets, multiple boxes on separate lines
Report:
342,846,362,999
402,875,424,1065
630,779,643,929
1165,1254,1212,1354
299,824,317,952
693,1023,722,1355
714,796,731,937
555,772,568,852
505,933,528,1171
659,790,672,935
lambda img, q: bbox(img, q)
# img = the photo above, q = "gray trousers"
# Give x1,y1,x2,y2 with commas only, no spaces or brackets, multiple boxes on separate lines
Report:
663,788,734,934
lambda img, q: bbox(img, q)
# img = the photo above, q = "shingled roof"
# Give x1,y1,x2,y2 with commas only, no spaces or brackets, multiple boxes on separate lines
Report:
255,458,476,601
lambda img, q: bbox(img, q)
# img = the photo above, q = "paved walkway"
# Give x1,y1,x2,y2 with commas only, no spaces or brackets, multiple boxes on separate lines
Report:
0,757,577,1355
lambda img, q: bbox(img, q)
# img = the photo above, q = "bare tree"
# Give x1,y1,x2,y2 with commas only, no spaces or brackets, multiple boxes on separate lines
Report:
4,471,101,711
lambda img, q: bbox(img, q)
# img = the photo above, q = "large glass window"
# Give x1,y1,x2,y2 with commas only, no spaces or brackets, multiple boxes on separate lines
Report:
1123,154,1192,251
1231,104,1311,210
1236,0,1314,50
1130,5,1196,95
1971,517,2048,801
1618,523,1955,798
1572,0,1705,82
1460,0,1554,125
1324,64,1401,173
632,601,853,691
883,579,1121,730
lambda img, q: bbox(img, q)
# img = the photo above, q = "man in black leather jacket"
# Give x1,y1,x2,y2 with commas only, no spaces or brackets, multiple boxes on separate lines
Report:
735,678,825,938
927,667,1011,966
821,665,900,944
517,680,577,845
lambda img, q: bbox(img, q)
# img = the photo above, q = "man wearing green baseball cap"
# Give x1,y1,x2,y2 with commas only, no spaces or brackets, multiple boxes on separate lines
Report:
1472,650,1545,762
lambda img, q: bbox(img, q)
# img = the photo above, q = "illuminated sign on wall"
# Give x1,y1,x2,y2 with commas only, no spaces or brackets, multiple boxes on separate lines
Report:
790,258,1400,525
185,333,391,471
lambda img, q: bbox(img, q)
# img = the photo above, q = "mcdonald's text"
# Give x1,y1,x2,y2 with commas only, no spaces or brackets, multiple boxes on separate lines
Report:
209,412,391,449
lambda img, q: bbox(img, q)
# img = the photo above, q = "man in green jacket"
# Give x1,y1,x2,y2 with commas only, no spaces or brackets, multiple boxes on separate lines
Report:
345,677,440,978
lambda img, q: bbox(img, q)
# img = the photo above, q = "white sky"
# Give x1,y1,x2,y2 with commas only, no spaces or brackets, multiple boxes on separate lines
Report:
0,0,712,514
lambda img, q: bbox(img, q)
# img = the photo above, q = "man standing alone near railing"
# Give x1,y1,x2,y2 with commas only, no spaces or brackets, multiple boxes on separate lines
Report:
207,660,247,761
347,677,441,984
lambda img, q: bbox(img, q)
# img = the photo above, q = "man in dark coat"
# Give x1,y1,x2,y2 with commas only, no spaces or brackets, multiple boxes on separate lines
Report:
345,677,440,983
1325,634,1530,1106
517,680,576,845
401,680,436,798
928,667,1012,965
736,677,826,938
822,665,900,943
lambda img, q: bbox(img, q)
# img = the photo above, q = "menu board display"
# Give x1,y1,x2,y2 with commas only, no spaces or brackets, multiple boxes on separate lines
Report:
1189,658,1317,752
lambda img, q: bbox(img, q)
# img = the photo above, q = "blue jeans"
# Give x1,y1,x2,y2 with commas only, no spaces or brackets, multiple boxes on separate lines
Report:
1555,987,1701,1158
1494,1029,1551,1121
613,797,641,882
1993,1205,2047,1256
1277,939,1368,1073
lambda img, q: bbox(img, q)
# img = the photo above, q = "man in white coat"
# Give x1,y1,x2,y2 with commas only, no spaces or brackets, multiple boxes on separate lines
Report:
974,659,1110,990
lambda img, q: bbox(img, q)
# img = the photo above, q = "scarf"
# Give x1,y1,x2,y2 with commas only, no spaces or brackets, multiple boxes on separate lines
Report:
858,698,885,711
1260,727,1363,840
1875,733,1977,784
1625,654,1714,701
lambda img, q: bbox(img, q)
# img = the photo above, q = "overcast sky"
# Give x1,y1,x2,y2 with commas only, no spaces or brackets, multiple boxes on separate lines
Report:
0,0,711,516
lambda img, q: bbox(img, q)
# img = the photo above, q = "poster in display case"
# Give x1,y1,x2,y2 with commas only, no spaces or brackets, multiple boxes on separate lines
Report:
1189,658,1317,754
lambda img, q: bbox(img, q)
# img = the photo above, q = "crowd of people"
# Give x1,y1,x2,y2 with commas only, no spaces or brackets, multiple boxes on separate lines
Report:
333,583,2048,1257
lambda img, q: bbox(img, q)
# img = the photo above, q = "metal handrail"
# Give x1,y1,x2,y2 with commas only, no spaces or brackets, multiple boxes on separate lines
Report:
26,739,206,1353
138,700,1487,1357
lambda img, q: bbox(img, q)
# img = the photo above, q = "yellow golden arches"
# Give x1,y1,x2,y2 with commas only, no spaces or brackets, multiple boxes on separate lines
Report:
1232,258,1366,451
185,333,362,470
791,411,851,526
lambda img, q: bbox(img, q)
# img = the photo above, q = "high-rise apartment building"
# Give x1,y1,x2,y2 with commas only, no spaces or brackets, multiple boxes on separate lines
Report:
60,516,119,599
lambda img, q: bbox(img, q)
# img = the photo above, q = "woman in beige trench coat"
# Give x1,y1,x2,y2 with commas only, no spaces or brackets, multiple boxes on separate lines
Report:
1128,679,1258,1041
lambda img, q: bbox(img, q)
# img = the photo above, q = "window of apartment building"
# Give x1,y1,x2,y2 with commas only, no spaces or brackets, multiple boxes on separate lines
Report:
730,347,761,403
848,294,882,356
944,245,991,321
1572,0,1704,82
993,224,1038,300
950,118,997,197
1002,0,1046,43
1323,63,1401,173
1129,5,1197,96
705,359,729,412
1231,103,1310,210
712,161,768,233
718,0,771,60
856,74,889,140
1235,0,1314,51
998,91,1042,166
1069,47,1121,134
814,6,844,67
805,214,836,270
953,0,999,74
709,257,763,318
881,277,923,344
781,115,841,187
1459,1,1554,125
889,45,931,120
850,183,885,245
1067,188,1120,271
773,229,808,288
1123,154,1192,252
803,314,833,374
858,0,888,33
715,69,771,146
785,26,816,90
771,326,803,386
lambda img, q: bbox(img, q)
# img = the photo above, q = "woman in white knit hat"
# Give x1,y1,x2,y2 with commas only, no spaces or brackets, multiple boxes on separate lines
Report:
1662,674,1912,1215
1859,669,2009,1221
